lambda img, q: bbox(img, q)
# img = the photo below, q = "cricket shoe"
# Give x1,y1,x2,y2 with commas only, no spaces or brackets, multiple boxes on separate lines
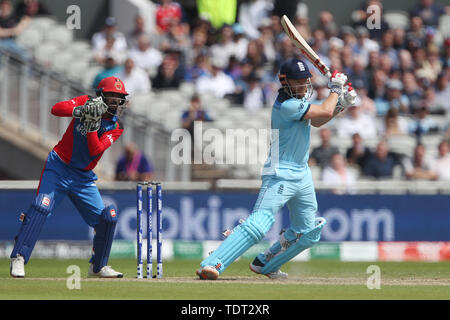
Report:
10,254,25,278
88,264,123,278
196,266,219,280
249,257,288,280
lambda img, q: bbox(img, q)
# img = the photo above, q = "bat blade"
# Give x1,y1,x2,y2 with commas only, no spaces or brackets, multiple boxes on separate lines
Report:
281,15,331,78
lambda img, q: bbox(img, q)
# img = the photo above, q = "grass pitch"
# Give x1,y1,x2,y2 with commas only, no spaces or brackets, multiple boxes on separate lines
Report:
0,259,449,300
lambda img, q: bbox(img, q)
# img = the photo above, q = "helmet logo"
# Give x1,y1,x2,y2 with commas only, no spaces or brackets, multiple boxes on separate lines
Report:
297,62,305,71
114,79,123,91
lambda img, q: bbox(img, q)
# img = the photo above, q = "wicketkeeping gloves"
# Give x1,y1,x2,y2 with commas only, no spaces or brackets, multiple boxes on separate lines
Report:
72,97,108,120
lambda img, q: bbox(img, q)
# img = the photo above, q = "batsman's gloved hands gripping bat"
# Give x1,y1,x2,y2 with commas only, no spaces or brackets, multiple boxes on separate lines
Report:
335,82,358,113
328,70,348,96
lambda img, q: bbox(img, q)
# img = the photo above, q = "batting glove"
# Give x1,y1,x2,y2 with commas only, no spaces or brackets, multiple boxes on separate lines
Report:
335,82,358,113
328,70,348,96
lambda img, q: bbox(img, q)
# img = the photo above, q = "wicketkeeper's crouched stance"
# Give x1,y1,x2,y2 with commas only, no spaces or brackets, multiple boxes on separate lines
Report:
197,59,357,280
10,76,129,278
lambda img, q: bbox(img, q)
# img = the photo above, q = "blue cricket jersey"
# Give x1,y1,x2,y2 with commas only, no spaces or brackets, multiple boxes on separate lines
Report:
262,90,312,180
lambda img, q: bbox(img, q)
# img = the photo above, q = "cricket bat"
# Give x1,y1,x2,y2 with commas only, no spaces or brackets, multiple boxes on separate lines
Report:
280,15,332,78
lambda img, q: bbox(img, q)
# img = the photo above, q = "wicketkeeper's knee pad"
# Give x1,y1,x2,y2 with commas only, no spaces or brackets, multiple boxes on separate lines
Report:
261,217,326,274
201,210,275,274
90,205,118,273
10,194,54,263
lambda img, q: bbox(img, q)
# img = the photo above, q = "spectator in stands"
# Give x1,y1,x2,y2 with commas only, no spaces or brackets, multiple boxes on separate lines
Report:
15,0,49,18
117,58,151,96
152,51,184,89
434,72,450,114
349,55,370,91
0,0,30,59
128,34,163,78
309,128,340,169
184,53,210,82
210,24,238,70
92,17,127,53
243,73,264,112
127,14,151,50
197,0,237,29
354,26,379,65
351,0,389,41
352,79,376,117
422,85,445,115
232,23,249,61
318,11,338,39
92,54,122,89
244,39,267,72
181,94,213,138
155,0,182,34
408,105,439,138
336,104,378,139
321,153,357,194
433,140,450,180
94,33,127,65
238,0,272,39
374,79,410,116
402,71,423,109
363,140,397,179
257,18,276,63
378,107,409,137
159,18,190,56
196,58,236,98
368,69,387,100
115,143,154,181
403,143,438,180
346,133,372,170
410,0,445,27
185,27,210,67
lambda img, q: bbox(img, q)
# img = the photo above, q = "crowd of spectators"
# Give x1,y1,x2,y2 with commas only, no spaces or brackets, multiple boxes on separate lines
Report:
2,0,449,184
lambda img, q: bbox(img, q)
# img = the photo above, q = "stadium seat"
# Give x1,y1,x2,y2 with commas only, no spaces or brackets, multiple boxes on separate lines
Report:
34,42,61,67
66,60,91,82
16,27,44,50
50,51,75,73
45,25,74,47
28,16,57,34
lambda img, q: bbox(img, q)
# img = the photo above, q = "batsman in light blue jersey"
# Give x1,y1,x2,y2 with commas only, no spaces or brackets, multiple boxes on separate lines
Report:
197,58,357,280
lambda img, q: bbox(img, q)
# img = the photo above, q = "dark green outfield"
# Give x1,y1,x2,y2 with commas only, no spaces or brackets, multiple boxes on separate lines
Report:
0,259,449,300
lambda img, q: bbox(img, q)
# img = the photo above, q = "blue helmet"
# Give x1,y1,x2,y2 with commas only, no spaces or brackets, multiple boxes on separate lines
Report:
279,58,313,99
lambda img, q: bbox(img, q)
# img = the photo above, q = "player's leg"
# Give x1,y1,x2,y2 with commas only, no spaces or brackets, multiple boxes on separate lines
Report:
68,184,122,278
10,159,68,277
197,175,294,280
252,170,326,276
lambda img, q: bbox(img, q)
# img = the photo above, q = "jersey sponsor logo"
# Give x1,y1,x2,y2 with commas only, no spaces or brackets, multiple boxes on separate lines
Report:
42,196,51,207
297,102,305,112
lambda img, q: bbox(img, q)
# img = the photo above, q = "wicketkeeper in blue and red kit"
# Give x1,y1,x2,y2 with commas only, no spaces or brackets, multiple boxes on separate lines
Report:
10,76,129,278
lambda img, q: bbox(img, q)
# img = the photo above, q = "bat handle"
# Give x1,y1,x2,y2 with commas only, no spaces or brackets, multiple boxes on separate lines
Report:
325,71,332,78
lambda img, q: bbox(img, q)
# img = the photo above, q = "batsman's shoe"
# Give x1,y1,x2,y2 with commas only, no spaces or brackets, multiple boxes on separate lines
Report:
249,257,288,280
88,264,123,278
10,254,25,278
196,266,219,280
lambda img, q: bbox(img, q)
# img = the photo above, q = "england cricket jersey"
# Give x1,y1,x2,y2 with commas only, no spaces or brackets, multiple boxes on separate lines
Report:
51,95,124,173
262,90,311,180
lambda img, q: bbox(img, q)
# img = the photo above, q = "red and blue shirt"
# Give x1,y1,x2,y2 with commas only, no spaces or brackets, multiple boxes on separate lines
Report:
51,95,123,171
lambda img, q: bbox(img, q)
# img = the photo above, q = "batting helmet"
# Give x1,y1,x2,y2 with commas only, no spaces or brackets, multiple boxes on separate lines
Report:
97,76,128,96
279,58,313,99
